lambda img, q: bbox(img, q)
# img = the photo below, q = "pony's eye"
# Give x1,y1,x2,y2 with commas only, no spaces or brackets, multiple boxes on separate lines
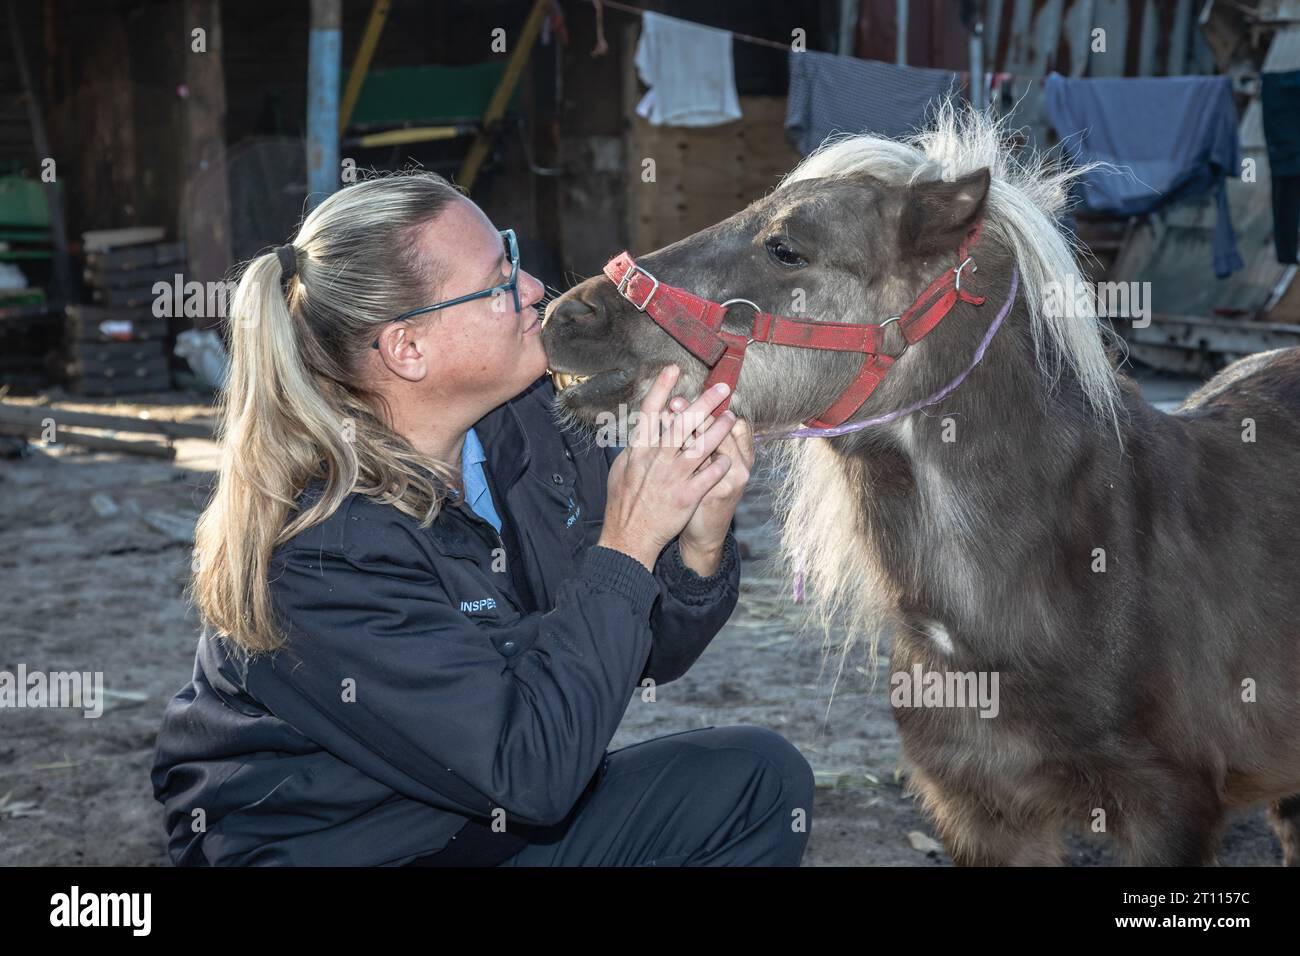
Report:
765,236,808,268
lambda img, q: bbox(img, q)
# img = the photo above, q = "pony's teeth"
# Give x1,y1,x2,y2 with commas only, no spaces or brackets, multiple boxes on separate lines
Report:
551,371,589,391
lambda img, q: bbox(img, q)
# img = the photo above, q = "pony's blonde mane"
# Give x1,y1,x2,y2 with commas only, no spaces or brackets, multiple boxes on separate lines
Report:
780,100,1120,424
768,103,1121,706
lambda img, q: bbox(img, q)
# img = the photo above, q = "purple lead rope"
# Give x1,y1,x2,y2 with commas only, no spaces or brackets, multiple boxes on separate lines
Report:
763,266,1019,603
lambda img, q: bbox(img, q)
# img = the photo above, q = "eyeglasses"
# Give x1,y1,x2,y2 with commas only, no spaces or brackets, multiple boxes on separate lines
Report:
371,228,520,349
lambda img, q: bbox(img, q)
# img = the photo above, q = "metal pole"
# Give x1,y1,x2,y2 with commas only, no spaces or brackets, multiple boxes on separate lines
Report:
895,0,907,66
969,15,985,111
839,0,859,56
307,0,341,210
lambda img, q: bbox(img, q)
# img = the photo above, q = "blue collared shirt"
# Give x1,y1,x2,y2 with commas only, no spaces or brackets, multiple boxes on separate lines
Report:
459,426,502,533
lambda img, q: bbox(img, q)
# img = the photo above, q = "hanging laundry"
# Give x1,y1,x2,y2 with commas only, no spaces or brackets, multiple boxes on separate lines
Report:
1262,70,1300,265
985,72,1013,108
785,50,959,154
1043,72,1243,278
634,11,741,127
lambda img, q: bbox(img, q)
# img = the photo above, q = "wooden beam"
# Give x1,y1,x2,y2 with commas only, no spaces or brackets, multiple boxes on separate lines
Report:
346,124,471,149
338,0,392,134
457,0,549,193
0,402,214,439
0,422,176,459
184,0,232,329
5,0,74,306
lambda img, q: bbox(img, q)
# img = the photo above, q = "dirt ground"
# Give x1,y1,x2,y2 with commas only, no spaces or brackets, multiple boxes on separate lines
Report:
0,381,1286,866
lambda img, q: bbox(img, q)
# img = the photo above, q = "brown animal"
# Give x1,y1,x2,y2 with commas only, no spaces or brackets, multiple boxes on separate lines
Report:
542,105,1300,865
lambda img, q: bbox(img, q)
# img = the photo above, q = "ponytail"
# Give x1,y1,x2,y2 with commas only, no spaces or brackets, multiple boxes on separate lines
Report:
192,171,463,653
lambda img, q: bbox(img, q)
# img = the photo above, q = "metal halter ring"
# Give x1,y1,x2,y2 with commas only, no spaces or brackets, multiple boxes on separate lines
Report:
720,298,764,345
954,256,977,291
878,315,909,356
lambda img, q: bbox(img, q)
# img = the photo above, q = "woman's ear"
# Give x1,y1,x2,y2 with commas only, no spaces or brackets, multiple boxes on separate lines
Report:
374,322,427,383
898,167,991,258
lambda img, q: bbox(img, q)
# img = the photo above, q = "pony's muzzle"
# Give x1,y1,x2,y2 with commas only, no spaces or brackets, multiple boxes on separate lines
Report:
544,296,602,392
543,295,602,330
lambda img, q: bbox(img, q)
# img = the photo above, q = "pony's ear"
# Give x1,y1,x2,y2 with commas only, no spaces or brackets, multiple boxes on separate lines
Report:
897,167,991,258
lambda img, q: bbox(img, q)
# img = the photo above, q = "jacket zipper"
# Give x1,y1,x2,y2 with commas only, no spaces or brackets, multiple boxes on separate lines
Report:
449,502,524,616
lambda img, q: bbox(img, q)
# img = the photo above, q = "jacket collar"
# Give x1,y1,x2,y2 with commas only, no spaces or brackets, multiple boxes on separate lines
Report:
471,375,548,494
318,376,549,561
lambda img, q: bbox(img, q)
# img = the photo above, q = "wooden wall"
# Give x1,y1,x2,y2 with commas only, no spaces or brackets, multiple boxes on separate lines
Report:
625,96,800,256
556,0,828,278
21,1,816,290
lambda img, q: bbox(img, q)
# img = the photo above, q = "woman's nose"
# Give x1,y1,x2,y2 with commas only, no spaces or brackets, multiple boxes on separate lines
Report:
519,269,545,308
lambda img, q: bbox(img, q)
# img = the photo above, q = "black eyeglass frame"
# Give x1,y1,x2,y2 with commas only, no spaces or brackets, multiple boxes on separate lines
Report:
371,228,520,349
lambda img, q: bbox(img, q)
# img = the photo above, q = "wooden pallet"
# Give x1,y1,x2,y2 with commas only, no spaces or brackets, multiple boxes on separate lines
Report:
83,241,185,273
65,305,168,343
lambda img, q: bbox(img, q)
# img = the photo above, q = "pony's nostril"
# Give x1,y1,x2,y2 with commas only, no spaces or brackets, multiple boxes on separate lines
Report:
547,297,599,325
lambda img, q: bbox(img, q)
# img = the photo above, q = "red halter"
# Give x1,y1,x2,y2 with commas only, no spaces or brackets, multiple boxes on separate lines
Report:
602,222,987,428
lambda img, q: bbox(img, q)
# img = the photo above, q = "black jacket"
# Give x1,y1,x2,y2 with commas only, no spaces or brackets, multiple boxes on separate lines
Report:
150,376,740,866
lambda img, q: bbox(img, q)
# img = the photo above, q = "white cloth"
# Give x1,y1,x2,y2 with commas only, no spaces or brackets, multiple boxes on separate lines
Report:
174,329,229,389
634,11,741,127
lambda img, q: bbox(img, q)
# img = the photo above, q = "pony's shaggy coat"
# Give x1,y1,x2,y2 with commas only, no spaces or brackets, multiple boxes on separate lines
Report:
544,105,1300,865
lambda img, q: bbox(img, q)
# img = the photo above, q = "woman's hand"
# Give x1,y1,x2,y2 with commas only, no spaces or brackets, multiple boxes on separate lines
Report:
597,365,737,572
669,396,755,576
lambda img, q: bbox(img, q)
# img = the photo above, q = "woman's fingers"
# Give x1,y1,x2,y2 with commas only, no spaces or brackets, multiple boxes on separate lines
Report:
664,382,730,450
707,428,740,469
708,421,753,475
680,409,736,463
667,392,753,468
681,452,732,502
633,364,679,448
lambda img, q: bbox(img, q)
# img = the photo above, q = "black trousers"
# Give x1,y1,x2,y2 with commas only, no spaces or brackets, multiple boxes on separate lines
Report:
495,725,814,867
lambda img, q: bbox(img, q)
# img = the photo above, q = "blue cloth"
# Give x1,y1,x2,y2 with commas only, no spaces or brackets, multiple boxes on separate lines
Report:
1261,70,1300,177
1262,70,1300,263
1043,72,1243,278
460,426,501,532
785,50,958,154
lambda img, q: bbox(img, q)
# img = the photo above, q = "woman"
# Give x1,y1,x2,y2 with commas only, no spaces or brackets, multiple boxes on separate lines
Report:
151,171,814,866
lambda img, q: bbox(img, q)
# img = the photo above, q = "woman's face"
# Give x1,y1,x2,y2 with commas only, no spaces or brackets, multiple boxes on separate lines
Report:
401,199,549,408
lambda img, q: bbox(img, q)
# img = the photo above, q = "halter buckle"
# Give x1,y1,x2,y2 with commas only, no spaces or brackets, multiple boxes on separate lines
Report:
616,263,661,311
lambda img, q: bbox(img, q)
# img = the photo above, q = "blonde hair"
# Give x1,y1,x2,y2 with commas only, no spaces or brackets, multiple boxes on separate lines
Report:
193,171,464,653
